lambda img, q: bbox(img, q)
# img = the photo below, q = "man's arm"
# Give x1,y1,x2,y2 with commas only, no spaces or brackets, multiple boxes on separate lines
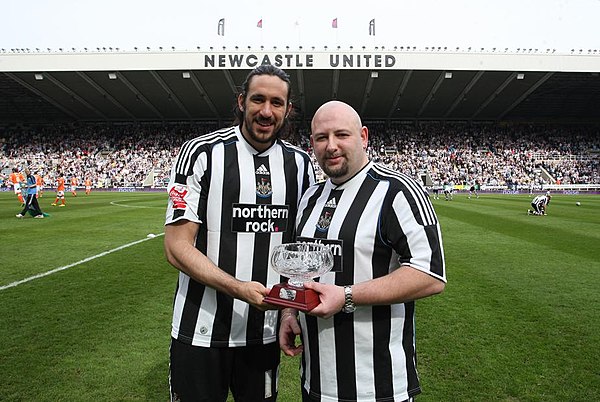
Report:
163,220,274,311
278,308,303,356
305,266,445,319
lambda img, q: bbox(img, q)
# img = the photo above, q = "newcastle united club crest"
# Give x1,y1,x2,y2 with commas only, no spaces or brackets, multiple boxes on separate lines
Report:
255,163,272,198
316,211,332,232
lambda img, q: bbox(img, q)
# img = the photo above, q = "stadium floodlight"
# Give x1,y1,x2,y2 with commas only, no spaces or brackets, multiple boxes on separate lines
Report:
444,72,453,79
371,71,379,78
516,73,525,80
182,72,191,79
108,73,117,80
34,73,44,81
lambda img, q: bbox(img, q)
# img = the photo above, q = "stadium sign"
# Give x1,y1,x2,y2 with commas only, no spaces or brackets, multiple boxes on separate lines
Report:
2,50,600,72
204,53,397,69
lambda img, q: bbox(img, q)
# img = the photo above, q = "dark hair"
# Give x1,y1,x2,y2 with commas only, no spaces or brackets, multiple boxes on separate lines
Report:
233,64,294,139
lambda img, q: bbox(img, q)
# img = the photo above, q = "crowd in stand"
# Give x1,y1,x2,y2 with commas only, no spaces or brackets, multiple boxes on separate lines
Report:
1,122,598,190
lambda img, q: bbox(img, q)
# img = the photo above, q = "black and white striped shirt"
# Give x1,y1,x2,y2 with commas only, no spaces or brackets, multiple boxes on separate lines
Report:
532,195,550,210
296,161,446,401
165,126,315,347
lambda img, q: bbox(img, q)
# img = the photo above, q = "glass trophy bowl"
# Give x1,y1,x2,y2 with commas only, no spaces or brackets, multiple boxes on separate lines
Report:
264,242,334,311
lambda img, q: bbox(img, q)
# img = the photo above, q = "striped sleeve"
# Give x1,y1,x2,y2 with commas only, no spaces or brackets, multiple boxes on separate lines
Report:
165,128,237,225
373,165,446,282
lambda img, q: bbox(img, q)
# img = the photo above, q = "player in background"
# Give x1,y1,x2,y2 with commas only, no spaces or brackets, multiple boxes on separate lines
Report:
52,173,67,207
35,172,44,198
431,181,441,200
528,193,551,216
70,176,79,197
85,178,92,195
443,180,454,201
9,167,25,204
468,179,480,199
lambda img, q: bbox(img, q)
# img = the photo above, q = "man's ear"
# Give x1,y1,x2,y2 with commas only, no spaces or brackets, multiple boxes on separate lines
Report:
237,94,245,111
285,101,293,118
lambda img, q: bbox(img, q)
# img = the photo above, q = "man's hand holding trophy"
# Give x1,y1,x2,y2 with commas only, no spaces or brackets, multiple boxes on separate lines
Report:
264,242,334,311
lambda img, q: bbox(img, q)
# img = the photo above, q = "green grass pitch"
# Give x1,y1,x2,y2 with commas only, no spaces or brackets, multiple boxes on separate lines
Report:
1,190,598,401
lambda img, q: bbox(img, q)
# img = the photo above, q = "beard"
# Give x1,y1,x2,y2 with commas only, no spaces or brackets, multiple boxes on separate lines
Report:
321,156,348,179
243,113,285,145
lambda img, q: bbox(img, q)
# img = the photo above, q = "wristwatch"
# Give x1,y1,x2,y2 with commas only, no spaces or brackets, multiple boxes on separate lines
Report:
342,285,356,313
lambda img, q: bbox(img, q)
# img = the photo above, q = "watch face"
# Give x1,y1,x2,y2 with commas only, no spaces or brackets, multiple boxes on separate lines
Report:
343,304,355,313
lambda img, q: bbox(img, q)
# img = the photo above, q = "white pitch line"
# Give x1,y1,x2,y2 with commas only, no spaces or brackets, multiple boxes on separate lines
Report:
110,199,165,209
0,233,164,291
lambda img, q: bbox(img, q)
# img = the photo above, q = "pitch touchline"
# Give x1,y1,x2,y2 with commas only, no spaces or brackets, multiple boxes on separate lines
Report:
0,233,165,291
110,200,164,208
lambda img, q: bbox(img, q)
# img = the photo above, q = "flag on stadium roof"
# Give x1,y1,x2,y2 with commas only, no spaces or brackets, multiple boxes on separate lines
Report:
257,19,262,28
217,18,225,36
332,18,338,28
369,18,375,36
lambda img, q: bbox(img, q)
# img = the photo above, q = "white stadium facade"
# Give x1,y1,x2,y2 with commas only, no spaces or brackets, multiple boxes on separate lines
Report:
1,47,599,124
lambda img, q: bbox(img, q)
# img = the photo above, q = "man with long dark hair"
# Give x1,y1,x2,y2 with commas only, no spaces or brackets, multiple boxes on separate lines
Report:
164,65,315,401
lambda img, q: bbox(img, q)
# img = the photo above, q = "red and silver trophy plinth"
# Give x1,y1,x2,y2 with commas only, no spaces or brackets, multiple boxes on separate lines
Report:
264,242,334,312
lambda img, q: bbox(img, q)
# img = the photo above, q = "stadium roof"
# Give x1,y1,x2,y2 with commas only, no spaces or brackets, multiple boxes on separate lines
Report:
1,49,599,125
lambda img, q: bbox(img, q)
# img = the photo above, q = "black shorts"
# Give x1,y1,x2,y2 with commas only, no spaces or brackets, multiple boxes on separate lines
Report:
169,337,280,402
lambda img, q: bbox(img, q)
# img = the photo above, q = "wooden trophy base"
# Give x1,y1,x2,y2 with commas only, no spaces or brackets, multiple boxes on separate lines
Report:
264,283,319,312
